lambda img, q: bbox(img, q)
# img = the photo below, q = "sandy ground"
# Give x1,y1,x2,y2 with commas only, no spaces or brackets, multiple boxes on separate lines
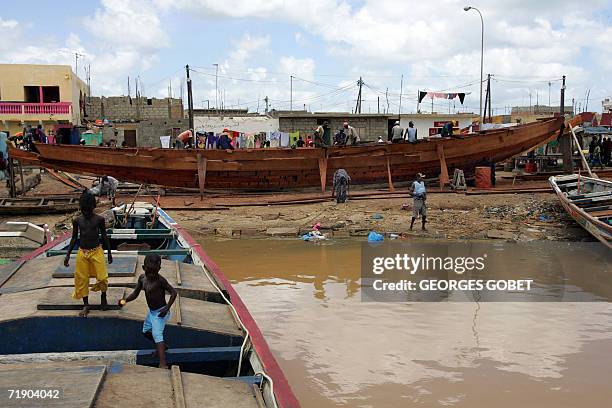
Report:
0,170,595,260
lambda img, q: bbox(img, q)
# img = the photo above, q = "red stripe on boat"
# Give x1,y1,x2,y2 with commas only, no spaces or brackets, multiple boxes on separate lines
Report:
175,225,301,408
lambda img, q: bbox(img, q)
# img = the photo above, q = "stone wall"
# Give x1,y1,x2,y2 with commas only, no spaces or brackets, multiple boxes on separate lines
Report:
85,96,183,122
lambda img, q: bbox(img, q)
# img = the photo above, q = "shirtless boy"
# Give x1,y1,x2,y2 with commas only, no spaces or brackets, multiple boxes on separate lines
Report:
64,191,113,317
119,254,177,368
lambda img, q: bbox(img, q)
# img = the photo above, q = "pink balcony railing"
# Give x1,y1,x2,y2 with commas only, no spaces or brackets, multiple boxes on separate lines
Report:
0,102,72,115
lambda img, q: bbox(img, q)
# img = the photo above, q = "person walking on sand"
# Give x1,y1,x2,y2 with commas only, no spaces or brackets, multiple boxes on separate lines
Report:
409,173,427,231
64,191,113,317
119,254,177,369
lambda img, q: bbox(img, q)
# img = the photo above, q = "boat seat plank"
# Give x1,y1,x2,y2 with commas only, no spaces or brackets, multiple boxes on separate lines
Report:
590,209,612,218
0,363,106,408
52,255,137,278
47,249,190,257
171,365,187,408
37,287,124,310
568,190,612,200
181,369,261,408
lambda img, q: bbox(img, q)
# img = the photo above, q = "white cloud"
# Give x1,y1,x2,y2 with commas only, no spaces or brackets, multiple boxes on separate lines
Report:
86,0,168,50
279,56,315,79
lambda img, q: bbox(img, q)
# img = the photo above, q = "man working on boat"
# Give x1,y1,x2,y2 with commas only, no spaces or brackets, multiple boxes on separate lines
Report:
64,191,113,317
343,121,360,145
391,121,404,143
409,173,427,231
119,254,177,369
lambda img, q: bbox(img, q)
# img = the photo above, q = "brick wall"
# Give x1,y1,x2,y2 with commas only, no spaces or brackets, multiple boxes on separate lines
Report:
85,96,183,122
137,118,188,147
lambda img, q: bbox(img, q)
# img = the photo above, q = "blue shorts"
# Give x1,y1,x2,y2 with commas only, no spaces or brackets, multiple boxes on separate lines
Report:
143,306,171,343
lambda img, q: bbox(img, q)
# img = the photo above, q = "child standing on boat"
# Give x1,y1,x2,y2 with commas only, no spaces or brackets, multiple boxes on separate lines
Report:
64,191,113,317
119,254,177,369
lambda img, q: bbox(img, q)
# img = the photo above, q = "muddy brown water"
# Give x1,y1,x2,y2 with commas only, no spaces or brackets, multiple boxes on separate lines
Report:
200,238,612,408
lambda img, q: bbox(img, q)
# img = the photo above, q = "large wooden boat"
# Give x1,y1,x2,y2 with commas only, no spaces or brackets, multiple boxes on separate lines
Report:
550,174,612,248
12,117,562,191
0,203,299,407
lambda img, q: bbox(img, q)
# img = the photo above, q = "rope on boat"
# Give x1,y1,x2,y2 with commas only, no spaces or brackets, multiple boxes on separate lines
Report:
254,371,276,406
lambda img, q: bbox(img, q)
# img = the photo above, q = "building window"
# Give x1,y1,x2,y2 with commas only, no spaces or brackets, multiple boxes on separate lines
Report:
43,86,60,103
24,86,40,103
23,86,61,103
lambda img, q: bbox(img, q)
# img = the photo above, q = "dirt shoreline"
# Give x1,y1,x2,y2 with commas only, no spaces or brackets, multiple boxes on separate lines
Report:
0,172,595,260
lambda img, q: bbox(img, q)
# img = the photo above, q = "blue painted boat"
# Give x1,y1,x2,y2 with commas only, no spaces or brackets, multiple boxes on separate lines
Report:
0,202,299,407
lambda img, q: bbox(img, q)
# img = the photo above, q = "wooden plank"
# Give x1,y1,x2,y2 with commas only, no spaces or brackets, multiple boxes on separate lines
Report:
318,156,328,192
0,260,26,289
175,260,182,287
0,364,107,408
175,294,182,325
197,153,207,200
385,156,395,192
252,384,266,408
436,143,450,189
171,365,186,408
47,249,190,257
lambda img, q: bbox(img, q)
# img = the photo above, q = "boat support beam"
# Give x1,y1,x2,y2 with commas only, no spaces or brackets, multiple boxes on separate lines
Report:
197,153,207,200
436,144,450,189
318,153,328,193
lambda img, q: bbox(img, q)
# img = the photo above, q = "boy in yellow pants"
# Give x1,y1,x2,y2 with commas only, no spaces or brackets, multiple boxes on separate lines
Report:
64,191,113,317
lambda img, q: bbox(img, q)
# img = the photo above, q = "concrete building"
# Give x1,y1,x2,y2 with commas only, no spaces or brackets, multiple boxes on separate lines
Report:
194,109,279,134
0,64,89,136
85,96,183,122
277,112,389,142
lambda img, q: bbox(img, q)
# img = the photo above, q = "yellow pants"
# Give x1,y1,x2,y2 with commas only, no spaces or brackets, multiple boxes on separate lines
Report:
72,246,109,299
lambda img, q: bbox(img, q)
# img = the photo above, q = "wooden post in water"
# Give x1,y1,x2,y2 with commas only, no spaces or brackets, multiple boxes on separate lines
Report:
560,75,573,174
436,144,450,190
196,153,206,201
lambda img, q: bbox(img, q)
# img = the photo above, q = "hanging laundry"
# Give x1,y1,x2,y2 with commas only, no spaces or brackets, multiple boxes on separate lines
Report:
418,90,468,105
245,133,255,148
280,132,290,147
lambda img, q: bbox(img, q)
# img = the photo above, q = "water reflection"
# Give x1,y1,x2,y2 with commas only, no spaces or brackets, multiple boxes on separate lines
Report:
201,238,612,408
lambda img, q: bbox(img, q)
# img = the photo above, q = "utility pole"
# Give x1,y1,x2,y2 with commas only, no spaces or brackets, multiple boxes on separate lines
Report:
560,75,572,174
186,65,194,131
355,77,363,114
290,75,293,112
548,81,551,107
488,74,492,123
398,74,403,118
378,96,380,114
213,63,219,110
264,96,269,114
74,52,84,76
127,77,130,98
585,89,590,111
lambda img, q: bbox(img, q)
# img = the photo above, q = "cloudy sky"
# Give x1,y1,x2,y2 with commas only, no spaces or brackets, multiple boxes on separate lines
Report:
2,0,612,114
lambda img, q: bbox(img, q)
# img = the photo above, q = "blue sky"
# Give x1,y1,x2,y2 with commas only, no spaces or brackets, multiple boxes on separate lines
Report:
2,0,612,113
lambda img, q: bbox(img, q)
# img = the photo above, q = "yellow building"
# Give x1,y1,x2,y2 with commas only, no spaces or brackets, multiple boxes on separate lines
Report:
0,64,89,137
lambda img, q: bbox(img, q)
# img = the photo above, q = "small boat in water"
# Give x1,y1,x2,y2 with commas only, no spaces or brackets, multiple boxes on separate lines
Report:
550,174,612,248
9,117,562,191
0,202,299,407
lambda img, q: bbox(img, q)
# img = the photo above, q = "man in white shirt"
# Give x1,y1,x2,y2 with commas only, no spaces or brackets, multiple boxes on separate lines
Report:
343,122,360,145
391,121,404,143
90,176,119,206
409,173,427,231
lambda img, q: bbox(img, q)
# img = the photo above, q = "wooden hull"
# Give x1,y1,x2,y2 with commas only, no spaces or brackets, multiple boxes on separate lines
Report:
550,174,612,248
0,196,79,215
25,117,561,190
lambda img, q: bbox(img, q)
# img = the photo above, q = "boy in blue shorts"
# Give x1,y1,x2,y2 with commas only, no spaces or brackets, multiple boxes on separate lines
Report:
119,254,177,368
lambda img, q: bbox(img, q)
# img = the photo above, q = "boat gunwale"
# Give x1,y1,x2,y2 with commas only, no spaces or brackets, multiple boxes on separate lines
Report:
550,175,612,247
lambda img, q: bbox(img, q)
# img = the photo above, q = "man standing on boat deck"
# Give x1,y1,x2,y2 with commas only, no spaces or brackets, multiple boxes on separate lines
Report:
409,173,427,231
405,121,417,143
391,121,404,143
343,122,360,145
